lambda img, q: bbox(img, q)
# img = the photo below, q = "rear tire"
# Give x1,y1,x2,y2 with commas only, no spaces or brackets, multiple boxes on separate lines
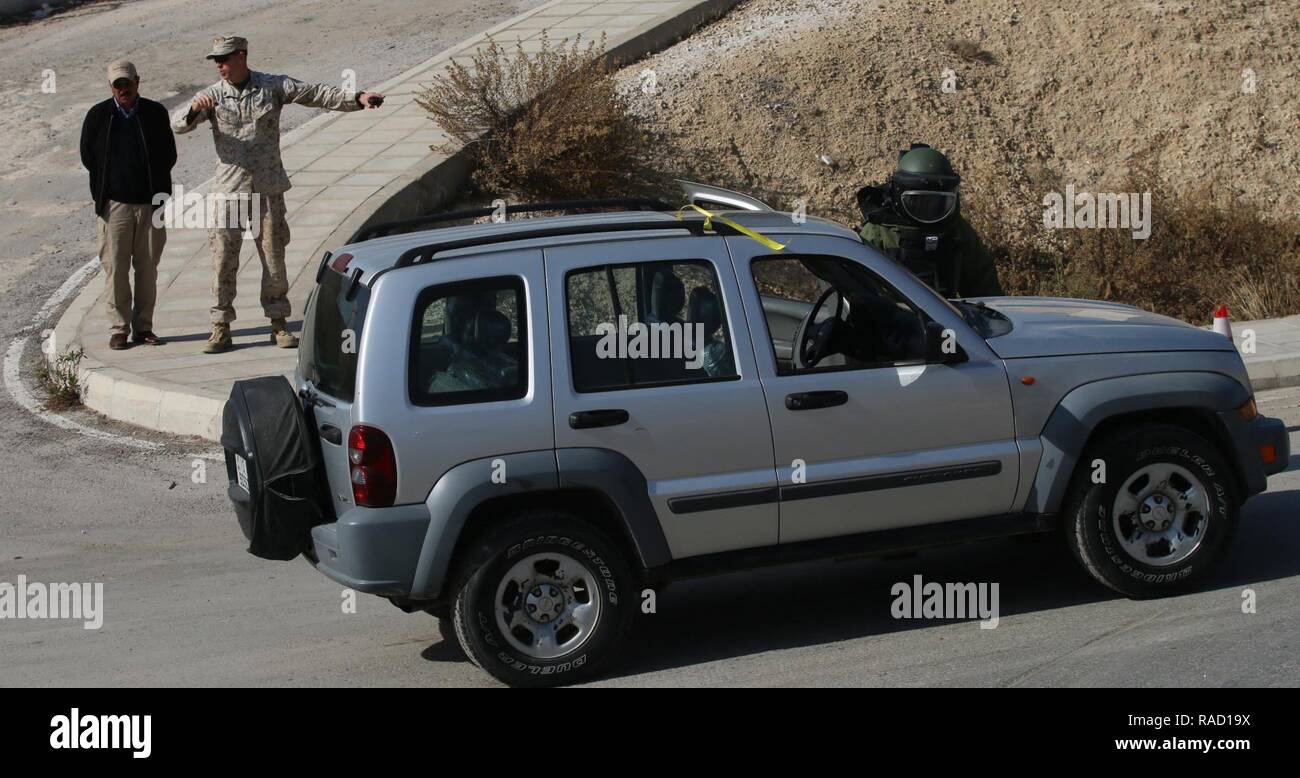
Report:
1062,423,1238,598
451,511,636,687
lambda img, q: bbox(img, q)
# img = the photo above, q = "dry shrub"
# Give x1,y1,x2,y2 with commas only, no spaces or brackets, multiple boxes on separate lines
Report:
37,346,84,410
1226,269,1300,322
967,162,1300,322
417,33,661,200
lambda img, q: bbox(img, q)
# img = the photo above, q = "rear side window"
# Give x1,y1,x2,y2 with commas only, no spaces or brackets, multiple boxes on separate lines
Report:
301,270,369,402
409,276,527,406
566,259,737,392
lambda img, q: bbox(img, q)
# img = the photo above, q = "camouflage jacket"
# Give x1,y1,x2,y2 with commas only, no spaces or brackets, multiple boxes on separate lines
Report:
172,71,361,194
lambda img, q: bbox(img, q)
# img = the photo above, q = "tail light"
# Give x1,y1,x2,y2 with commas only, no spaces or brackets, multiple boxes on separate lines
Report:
348,425,396,507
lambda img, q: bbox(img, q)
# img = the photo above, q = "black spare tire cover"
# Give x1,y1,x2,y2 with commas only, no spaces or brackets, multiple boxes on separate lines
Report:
221,376,329,560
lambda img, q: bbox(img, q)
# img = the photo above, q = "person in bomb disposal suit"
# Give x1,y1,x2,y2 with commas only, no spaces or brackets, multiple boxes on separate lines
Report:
81,60,177,351
856,143,1002,299
172,35,385,353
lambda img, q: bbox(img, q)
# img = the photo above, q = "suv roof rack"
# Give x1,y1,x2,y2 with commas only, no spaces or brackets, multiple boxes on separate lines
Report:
350,197,675,243
392,215,739,268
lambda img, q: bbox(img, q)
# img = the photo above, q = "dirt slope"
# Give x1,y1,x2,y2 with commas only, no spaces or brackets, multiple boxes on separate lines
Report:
616,0,1298,225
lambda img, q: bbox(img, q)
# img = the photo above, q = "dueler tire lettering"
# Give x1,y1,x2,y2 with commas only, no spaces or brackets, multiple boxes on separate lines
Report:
450,510,636,687
1063,423,1238,599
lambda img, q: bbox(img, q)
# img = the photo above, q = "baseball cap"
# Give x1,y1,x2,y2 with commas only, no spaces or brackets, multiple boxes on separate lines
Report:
106,60,138,84
206,35,248,59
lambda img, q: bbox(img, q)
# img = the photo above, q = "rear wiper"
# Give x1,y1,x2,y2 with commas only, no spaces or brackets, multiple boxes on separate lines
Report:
298,380,336,409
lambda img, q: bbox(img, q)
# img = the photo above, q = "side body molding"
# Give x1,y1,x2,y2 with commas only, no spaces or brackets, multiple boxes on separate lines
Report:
410,448,671,599
1024,371,1250,515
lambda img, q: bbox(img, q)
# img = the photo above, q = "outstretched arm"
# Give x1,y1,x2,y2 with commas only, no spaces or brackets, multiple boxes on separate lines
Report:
276,75,383,112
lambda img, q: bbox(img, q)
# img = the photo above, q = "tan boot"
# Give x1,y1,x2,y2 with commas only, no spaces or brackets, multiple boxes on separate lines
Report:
203,323,232,354
270,318,298,349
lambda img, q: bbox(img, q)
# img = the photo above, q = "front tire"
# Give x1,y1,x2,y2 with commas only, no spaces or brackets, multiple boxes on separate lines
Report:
1062,423,1238,598
451,511,636,687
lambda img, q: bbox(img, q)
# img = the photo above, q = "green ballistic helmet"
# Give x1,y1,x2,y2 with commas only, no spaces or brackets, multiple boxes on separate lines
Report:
890,143,961,224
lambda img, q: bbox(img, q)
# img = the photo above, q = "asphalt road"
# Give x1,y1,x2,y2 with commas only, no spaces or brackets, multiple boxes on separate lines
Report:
1,381,1296,688
1,1,1298,689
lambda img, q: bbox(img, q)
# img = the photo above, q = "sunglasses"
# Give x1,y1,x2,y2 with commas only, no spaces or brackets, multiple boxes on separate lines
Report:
112,79,135,90
211,50,244,64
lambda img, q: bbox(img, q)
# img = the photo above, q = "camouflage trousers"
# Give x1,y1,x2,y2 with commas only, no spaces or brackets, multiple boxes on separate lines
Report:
208,192,291,324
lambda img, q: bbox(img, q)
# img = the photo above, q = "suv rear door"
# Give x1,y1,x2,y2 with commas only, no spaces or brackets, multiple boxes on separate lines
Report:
546,236,779,559
299,262,371,513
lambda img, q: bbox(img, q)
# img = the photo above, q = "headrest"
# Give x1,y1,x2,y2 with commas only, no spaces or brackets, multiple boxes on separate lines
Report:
466,308,511,352
649,269,685,323
687,287,722,336
445,291,497,343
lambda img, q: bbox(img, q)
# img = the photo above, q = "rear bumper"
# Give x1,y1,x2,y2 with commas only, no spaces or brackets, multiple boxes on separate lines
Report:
308,504,431,597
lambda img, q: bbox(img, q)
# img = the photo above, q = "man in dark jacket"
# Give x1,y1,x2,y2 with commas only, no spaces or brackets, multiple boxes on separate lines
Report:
80,60,177,350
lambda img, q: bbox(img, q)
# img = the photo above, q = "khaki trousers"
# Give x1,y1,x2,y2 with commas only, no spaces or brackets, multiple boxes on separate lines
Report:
208,192,290,324
98,200,165,336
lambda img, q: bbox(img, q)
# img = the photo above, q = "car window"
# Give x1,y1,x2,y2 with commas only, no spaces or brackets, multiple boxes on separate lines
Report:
301,269,369,402
409,276,527,406
566,259,737,392
751,255,927,374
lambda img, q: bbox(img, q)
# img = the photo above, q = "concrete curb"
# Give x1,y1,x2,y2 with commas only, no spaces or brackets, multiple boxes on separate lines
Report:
46,0,746,443
1232,314,1300,391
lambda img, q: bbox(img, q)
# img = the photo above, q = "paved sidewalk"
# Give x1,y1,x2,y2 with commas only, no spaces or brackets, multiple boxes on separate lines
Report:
49,0,743,441
1226,314,1300,391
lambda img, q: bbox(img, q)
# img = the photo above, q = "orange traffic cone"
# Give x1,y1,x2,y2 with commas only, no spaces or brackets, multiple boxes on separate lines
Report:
1212,304,1233,341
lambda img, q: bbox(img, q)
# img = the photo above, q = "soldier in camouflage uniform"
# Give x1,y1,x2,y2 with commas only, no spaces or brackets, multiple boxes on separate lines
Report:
172,35,385,353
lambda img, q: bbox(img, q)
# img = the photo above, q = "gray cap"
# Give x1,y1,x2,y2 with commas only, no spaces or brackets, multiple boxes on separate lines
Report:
106,60,138,84
205,34,248,59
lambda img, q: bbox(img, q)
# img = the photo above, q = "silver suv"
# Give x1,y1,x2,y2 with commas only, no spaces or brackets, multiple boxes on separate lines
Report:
221,188,1289,687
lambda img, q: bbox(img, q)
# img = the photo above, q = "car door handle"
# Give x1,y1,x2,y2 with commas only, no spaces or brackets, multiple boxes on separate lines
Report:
319,423,343,445
785,391,848,411
569,409,629,429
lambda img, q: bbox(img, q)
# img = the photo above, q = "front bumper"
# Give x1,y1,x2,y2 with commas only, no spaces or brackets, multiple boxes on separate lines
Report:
307,504,431,597
1253,415,1290,477
1219,410,1290,498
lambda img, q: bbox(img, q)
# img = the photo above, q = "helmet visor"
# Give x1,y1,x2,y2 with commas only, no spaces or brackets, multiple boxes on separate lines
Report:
899,190,958,224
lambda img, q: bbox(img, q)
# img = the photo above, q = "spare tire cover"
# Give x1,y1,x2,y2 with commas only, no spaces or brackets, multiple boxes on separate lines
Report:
221,376,328,560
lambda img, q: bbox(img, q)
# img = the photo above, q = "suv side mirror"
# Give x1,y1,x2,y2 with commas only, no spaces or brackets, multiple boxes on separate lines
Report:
924,321,967,364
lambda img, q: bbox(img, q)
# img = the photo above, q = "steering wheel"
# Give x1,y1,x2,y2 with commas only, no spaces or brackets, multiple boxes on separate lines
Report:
793,286,845,369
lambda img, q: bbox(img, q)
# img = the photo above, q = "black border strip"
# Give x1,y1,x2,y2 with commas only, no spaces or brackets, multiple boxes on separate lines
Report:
668,486,780,514
667,460,1002,515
